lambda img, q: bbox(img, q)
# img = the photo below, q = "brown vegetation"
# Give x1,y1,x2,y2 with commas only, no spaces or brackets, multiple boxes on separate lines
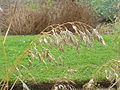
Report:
0,7,49,35
0,1,97,35
49,1,96,27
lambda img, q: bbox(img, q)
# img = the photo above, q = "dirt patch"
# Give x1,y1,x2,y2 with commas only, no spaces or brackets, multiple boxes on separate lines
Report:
6,80,117,90
11,83,54,90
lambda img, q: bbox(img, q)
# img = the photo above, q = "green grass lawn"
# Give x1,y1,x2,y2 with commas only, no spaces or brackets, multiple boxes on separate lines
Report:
0,35,119,83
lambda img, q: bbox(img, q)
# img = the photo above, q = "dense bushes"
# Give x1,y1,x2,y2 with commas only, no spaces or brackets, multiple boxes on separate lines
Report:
0,1,96,35
49,1,96,26
0,7,49,35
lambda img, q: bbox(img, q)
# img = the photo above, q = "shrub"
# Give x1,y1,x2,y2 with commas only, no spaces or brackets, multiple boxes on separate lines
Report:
1,7,49,35
1,1,96,35
48,1,97,27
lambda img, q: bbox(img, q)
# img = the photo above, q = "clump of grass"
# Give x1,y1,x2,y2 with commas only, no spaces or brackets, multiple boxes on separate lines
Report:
84,59,120,90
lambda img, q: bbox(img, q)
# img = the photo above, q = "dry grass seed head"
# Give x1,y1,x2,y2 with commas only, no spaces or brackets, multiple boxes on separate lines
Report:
41,21,105,54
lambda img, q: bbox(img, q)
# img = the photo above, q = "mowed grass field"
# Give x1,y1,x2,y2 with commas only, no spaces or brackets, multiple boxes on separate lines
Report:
0,35,119,83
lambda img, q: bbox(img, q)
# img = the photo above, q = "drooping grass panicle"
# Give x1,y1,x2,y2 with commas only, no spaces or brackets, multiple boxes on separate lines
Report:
40,21,106,53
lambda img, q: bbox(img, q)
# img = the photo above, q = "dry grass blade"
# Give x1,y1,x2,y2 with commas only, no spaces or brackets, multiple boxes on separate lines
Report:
1,5,17,89
33,46,48,68
3,21,12,45
58,56,64,66
52,80,76,90
15,67,23,77
3,2,17,44
28,60,33,66
0,7,3,12
1,6,18,89
83,79,97,90
20,65,37,84
10,77,18,90
47,51,58,65
18,77,30,90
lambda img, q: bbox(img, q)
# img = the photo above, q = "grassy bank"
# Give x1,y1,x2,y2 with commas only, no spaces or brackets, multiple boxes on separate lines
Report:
0,35,119,83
